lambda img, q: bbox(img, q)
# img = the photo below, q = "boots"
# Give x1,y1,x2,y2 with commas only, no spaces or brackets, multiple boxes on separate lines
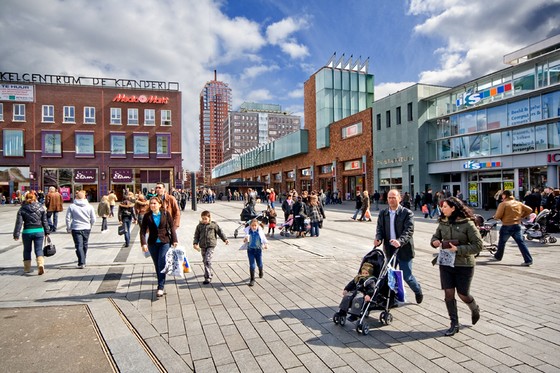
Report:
248,269,255,286
37,256,45,275
23,260,32,273
445,299,459,336
467,298,480,325
258,266,264,278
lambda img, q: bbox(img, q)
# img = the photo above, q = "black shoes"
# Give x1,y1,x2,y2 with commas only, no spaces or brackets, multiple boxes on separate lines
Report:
203,279,211,285
415,292,424,304
445,323,459,336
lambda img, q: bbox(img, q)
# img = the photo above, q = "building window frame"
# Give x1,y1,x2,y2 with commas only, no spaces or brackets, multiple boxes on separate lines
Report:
110,108,121,125
144,109,155,126
127,108,139,126
376,113,381,131
13,104,25,121
110,133,127,158
133,133,150,158
407,102,413,121
42,105,55,123
156,133,171,158
396,106,402,125
84,106,96,124
161,110,171,126
41,130,62,157
386,110,391,128
63,106,75,123
3,129,24,157
75,131,95,158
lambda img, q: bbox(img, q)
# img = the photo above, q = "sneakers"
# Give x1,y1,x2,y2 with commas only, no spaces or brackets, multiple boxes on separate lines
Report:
77,264,85,269
415,292,424,304
156,289,164,297
203,279,211,285
521,261,533,266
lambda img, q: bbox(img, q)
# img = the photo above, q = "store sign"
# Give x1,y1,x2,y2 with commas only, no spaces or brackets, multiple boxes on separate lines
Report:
112,94,169,104
547,153,560,163
0,83,34,102
74,169,96,183
344,160,361,171
111,168,133,183
456,83,513,107
463,160,502,170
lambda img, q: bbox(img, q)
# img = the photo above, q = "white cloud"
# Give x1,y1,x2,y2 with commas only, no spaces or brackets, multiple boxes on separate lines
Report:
288,87,304,99
374,82,418,100
245,88,273,102
266,17,309,59
240,64,280,80
280,42,309,59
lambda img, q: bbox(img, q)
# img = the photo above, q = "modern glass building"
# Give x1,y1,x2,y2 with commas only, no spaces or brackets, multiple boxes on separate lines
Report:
424,34,560,208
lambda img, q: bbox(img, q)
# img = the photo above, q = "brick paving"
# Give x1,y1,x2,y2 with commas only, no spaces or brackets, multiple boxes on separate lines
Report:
0,201,559,372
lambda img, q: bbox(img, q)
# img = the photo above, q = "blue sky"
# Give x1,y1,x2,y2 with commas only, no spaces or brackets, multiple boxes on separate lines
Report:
1,0,559,170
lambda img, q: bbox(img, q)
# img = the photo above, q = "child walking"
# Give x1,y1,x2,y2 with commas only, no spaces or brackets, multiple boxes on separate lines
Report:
266,206,277,237
193,210,229,284
244,218,268,286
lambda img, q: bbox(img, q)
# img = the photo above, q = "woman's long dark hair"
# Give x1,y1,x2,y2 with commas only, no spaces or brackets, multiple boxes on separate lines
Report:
441,196,476,224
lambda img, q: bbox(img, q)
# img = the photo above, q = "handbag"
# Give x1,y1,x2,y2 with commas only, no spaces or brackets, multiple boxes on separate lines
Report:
118,225,126,236
43,236,56,257
421,205,429,214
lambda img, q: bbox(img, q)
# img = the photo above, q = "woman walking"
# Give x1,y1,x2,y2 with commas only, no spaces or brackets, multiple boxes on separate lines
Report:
358,191,371,221
140,197,178,297
97,195,110,232
430,197,483,336
13,192,50,275
118,199,137,247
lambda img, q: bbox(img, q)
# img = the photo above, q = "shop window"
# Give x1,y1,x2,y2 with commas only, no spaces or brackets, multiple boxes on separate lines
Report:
512,127,535,152
542,91,560,119
0,103,3,121
128,108,139,125
156,133,171,158
3,129,24,157
42,105,54,123
75,131,94,158
469,134,490,157
508,99,530,126
548,122,560,148
13,104,25,121
110,133,126,158
476,109,487,131
490,132,502,155
110,108,121,125
133,133,149,158
535,125,547,150
161,110,171,126
64,106,75,123
144,109,155,126
84,106,96,124
42,130,61,157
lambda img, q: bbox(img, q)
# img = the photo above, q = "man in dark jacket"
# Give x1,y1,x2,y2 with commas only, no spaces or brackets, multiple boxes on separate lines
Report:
351,191,362,220
374,189,423,304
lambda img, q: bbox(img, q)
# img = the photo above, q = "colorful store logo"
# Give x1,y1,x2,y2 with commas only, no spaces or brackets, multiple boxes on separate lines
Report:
456,83,513,107
463,160,502,170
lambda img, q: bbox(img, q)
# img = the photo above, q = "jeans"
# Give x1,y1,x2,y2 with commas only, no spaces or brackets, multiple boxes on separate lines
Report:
122,218,132,245
149,242,169,290
22,232,45,260
310,221,320,237
495,224,533,263
396,257,422,295
352,209,360,219
247,248,263,271
101,217,107,231
47,211,58,231
72,229,91,266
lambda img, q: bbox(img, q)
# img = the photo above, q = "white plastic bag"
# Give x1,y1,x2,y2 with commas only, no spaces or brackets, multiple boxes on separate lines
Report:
437,249,456,267
162,246,186,277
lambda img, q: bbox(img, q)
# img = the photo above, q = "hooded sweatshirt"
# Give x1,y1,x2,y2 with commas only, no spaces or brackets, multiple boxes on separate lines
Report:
66,198,96,231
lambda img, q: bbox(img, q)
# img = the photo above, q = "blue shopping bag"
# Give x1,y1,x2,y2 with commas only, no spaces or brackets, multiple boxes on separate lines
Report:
387,265,406,303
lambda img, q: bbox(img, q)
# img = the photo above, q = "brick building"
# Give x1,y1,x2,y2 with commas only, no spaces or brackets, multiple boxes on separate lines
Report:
0,72,182,202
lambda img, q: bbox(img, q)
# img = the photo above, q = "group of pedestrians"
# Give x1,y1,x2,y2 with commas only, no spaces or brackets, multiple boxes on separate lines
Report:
281,189,326,237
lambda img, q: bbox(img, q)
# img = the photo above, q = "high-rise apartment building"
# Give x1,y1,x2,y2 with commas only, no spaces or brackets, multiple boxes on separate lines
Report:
199,71,231,185
223,102,301,160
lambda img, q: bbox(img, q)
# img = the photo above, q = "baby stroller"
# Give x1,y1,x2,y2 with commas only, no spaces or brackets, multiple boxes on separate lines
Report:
279,215,294,237
233,205,268,238
473,215,498,255
523,209,558,243
332,247,398,335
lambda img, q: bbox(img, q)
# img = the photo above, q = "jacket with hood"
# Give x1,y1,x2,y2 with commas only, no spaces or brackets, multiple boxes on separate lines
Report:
13,202,49,239
66,198,96,231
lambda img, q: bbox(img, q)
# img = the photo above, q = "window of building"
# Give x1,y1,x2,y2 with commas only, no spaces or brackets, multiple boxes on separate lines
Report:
75,131,95,157
156,133,171,158
3,129,24,157
110,108,121,124
376,113,381,130
63,106,75,123
42,130,62,157
42,105,54,123
84,107,96,124
508,99,530,126
13,104,25,121
386,110,391,128
133,133,149,158
128,108,139,125
110,133,126,158
161,110,171,126
144,109,155,126
407,102,413,121
396,106,402,125
0,103,3,121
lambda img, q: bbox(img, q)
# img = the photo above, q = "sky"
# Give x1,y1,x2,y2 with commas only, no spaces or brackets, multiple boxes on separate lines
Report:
1,0,559,170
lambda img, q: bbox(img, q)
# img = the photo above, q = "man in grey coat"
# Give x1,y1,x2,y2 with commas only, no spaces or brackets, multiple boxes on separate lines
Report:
374,189,423,304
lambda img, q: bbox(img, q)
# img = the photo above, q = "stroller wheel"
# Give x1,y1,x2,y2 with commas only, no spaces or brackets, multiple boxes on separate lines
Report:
361,322,370,335
540,238,548,244
549,236,557,243
526,235,533,241
339,316,346,326
356,323,362,334
333,313,340,325
280,231,284,236
380,311,393,325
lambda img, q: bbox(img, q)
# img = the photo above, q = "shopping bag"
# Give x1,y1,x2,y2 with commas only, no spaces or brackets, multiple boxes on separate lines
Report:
118,225,126,236
162,246,186,277
436,249,456,267
421,205,429,214
182,255,191,273
239,242,249,250
43,236,56,257
387,264,406,303
364,209,371,220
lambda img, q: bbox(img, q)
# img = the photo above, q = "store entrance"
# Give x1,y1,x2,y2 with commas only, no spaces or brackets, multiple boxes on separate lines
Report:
481,182,502,210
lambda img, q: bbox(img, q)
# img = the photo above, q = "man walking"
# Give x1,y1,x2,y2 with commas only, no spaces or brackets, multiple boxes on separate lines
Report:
374,189,423,303
373,190,380,211
155,182,181,228
493,190,534,265
66,190,96,268
45,186,63,232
